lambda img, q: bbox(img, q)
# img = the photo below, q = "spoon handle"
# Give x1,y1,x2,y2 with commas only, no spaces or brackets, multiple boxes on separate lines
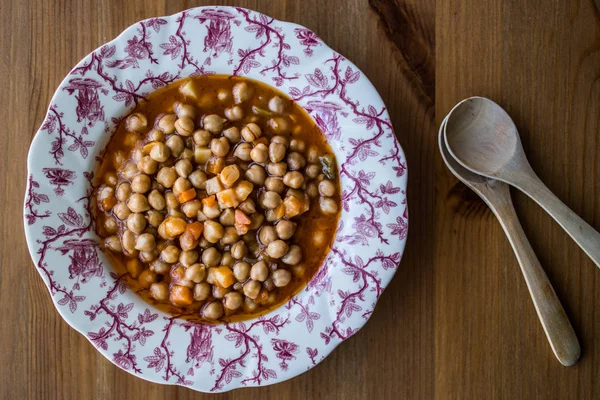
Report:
511,171,600,270
491,190,580,366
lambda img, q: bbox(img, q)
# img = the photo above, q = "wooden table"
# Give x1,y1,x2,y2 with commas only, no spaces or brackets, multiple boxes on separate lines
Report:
2,0,598,398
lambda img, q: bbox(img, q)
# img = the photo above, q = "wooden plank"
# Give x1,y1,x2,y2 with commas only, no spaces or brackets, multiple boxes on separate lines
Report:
436,0,599,398
2,0,435,399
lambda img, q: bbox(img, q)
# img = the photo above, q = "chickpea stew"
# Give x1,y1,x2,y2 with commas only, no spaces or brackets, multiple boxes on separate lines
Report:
94,76,341,322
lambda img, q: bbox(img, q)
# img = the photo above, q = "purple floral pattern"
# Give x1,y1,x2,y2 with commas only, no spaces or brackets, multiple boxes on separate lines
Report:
24,6,408,393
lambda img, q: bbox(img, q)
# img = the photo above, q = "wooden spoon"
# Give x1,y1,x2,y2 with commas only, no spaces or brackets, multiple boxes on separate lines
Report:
444,97,600,270
439,116,580,366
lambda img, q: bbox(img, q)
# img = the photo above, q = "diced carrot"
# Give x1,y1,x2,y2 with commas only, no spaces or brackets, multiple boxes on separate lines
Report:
212,266,235,288
170,285,193,306
234,209,252,225
201,195,217,207
178,188,196,203
235,223,249,235
186,221,204,240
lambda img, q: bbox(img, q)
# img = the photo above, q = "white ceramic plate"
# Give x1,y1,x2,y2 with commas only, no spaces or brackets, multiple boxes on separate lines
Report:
24,6,408,392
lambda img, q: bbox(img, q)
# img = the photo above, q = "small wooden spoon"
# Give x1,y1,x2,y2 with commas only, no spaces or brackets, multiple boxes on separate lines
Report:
444,97,600,270
439,116,580,366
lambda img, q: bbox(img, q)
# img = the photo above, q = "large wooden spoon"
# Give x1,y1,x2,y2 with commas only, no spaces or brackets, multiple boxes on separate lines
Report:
439,116,580,366
444,97,600,270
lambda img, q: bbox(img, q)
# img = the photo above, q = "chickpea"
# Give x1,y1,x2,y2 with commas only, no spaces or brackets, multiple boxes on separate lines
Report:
172,177,191,196
149,142,170,162
126,213,146,234
219,208,235,226
217,88,232,103
223,127,241,143
203,202,220,219
145,190,165,211
184,263,206,283
104,171,118,186
231,241,247,259
221,251,235,267
147,128,166,142
156,113,177,134
113,202,132,220
127,193,150,213
140,250,159,263
275,220,297,240
232,81,253,104
149,282,169,301
282,245,302,265
121,229,136,254
136,156,157,175
212,285,230,299
125,258,143,278
174,102,197,119
132,148,144,163
234,142,252,161
221,227,239,245
224,106,244,121
260,191,282,210
203,301,224,319
149,259,170,275
272,269,292,287
146,210,164,227
181,200,201,219
201,247,222,267
126,113,147,133
248,213,265,231
204,220,225,243
250,261,269,282
135,233,156,252
188,170,207,189
318,179,336,196
192,130,211,147
241,123,262,142
105,235,122,252
224,292,243,310
233,261,250,281
268,96,286,114
243,280,261,299
272,135,290,148
258,226,278,246
250,143,268,163
165,192,179,210
305,164,321,179
166,135,185,157
194,282,211,301
266,240,289,259
287,152,306,170
203,114,225,133
123,161,141,179
238,199,256,214
138,269,157,289
264,277,275,292
174,116,194,137
244,297,259,312
245,164,266,185
290,139,306,152
319,197,339,214
306,182,318,198
112,150,126,169
283,171,305,189
267,117,291,135
268,142,286,163
104,216,118,234
179,250,199,267
210,137,230,157
307,146,320,163
173,159,192,178
264,177,284,193
161,245,180,263
181,148,194,160
131,174,151,193
116,182,131,202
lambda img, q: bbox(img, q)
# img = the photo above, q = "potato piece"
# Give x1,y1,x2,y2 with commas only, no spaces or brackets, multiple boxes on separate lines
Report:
205,177,223,195
194,147,212,164
216,188,240,209
211,266,235,288
170,285,193,306
283,196,305,218
234,180,254,201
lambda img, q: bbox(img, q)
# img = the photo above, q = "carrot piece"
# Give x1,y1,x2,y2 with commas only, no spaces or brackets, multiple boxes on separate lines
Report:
201,194,217,207
186,221,204,240
170,285,193,306
212,266,235,288
235,209,252,225
235,223,249,235
178,188,196,203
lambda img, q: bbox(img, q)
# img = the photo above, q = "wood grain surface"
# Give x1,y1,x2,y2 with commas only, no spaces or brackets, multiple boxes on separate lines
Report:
1,0,598,398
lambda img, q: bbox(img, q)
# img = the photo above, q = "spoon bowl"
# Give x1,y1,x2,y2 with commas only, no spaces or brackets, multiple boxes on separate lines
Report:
444,96,600,270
